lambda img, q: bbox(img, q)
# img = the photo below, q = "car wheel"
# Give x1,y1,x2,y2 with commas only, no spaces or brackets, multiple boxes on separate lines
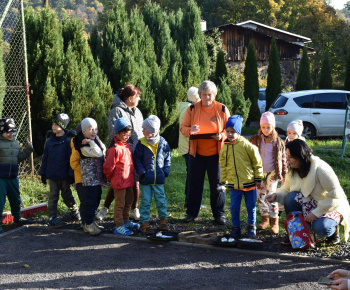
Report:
302,123,316,139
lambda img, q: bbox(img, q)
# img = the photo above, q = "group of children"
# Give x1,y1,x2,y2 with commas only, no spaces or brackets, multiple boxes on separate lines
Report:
0,107,305,239
220,112,305,239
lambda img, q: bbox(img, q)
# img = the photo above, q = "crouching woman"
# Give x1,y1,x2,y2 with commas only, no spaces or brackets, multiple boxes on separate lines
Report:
267,139,350,244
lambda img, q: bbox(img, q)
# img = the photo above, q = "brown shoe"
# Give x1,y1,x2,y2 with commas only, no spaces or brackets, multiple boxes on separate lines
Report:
140,222,153,235
257,216,270,230
269,217,279,234
159,218,168,231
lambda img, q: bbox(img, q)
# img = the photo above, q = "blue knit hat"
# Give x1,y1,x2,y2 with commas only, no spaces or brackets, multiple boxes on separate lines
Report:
114,117,130,133
225,115,243,135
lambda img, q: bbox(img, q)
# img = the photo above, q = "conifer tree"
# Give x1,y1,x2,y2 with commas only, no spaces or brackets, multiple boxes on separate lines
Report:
319,51,332,89
0,31,6,117
216,78,233,112
214,50,228,86
295,47,312,91
244,40,259,123
266,38,281,110
344,54,350,91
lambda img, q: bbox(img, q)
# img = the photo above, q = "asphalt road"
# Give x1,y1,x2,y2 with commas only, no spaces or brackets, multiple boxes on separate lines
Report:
0,225,343,289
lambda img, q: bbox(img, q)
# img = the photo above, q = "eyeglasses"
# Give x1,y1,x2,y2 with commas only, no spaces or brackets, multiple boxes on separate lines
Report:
5,132,17,136
120,133,132,138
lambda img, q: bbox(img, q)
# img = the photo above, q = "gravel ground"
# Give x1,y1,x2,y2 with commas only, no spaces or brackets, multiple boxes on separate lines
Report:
4,215,348,262
0,225,345,289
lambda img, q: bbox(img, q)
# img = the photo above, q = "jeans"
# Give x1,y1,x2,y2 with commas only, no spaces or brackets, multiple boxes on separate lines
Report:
140,184,168,222
186,154,225,218
284,191,339,238
48,179,76,217
81,185,102,225
230,188,257,227
0,178,21,221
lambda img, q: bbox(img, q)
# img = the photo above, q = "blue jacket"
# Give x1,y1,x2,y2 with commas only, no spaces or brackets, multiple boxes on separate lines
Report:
133,137,171,185
40,130,75,180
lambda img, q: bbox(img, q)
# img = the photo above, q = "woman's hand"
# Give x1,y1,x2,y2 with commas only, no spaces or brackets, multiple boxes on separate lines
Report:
266,193,276,202
328,269,350,280
328,279,349,289
190,125,200,135
305,212,317,223
211,133,222,141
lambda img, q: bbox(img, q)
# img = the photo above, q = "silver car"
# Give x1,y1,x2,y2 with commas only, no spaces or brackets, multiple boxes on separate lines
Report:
269,89,350,139
258,88,266,114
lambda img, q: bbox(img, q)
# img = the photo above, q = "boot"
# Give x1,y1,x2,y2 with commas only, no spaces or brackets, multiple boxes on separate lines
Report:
159,218,168,231
326,225,340,244
257,216,270,230
140,222,153,235
269,217,279,234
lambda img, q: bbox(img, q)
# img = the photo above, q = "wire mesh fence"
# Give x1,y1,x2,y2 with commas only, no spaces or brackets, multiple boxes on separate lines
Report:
0,0,33,176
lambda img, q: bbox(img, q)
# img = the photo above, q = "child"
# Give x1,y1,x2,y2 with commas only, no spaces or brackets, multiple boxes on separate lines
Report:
40,113,80,229
285,120,305,144
249,112,288,234
74,117,106,236
0,118,34,234
103,117,139,236
133,115,171,234
220,115,263,238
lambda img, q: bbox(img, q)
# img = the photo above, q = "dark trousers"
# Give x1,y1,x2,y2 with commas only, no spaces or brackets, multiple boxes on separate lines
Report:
183,153,190,206
186,153,225,218
48,179,76,217
81,185,102,225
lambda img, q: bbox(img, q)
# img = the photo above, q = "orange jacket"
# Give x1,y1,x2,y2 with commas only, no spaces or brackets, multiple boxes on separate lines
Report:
180,100,230,157
70,137,82,184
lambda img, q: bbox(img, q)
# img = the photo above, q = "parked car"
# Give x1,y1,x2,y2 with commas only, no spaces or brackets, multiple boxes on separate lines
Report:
269,89,350,139
258,88,266,114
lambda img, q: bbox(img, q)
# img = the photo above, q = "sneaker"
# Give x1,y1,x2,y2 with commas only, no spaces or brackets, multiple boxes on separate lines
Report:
231,226,241,239
48,216,66,229
84,222,102,236
14,217,32,225
124,220,140,230
96,206,109,221
114,224,133,236
61,211,81,222
0,225,4,234
247,225,256,239
131,208,140,220
94,221,104,230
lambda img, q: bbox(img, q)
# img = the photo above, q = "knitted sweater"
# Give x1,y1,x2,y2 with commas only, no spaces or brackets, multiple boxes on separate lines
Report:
275,155,350,241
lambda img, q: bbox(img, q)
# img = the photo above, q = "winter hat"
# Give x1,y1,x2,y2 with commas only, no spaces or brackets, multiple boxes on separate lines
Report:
287,120,303,137
0,118,17,134
114,117,131,134
225,115,243,135
187,87,199,103
81,117,97,133
260,112,275,127
142,115,161,135
52,113,70,130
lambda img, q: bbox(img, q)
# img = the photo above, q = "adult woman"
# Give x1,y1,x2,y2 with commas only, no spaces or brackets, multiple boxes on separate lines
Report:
96,85,144,220
267,139,350,244
180,80,230,224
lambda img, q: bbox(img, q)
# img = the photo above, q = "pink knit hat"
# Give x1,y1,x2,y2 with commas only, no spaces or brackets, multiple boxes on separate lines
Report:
260,112,275,127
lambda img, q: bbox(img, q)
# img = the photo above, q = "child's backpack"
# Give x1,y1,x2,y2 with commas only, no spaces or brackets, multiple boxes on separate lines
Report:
284,211,316,250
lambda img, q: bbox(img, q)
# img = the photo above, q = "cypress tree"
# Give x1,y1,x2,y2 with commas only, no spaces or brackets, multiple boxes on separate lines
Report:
214,50,228,86
244,40,259,123
266,38,282,110
319,51,332,89
295,47,312,91
344,54,350,91
0,31,6,117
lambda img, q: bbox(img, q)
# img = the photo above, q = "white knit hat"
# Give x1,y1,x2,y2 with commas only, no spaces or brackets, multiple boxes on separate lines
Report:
142,115,161,135
187,87,199,103
81,117,97,133
287,120,303,137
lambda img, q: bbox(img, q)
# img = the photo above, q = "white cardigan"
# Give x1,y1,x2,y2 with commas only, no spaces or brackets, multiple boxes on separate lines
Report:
276,155,350,241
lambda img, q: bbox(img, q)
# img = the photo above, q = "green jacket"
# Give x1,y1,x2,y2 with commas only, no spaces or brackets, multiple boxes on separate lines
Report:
0,135,34,178
219,137,263,189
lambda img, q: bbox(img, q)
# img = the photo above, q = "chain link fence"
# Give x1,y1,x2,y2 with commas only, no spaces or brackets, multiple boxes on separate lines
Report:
0,0,34,176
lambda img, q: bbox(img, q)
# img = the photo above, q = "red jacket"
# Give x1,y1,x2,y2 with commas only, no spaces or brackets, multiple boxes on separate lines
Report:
103,136,134,190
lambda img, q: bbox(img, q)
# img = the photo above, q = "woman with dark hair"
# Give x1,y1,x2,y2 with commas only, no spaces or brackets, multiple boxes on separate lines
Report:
96,84,144,221
267,139,350,244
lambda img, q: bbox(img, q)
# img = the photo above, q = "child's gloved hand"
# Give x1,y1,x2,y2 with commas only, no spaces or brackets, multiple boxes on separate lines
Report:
26,138,33,148
41,174,47,185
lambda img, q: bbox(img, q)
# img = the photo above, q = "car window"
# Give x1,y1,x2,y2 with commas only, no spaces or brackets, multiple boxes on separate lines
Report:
314,93,346,109
271,96,288,108
293,94,314,108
